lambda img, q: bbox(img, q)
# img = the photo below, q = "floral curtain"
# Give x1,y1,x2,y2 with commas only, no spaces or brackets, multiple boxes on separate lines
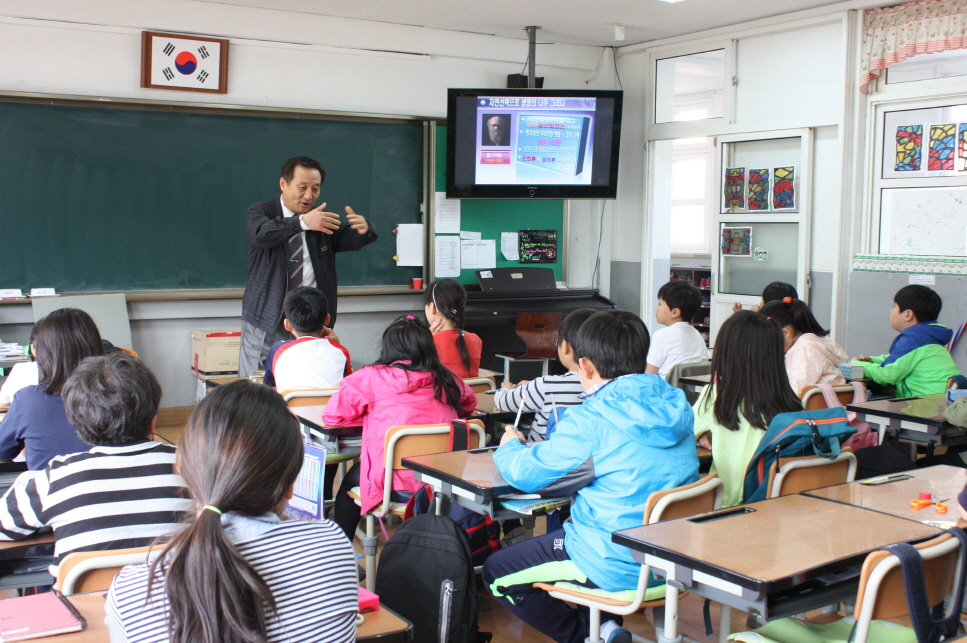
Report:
861,0,967,92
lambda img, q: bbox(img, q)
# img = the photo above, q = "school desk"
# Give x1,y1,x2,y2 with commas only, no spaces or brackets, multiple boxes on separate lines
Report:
612,493,941,643
291,404,362,440
679,373,711,394
0,531,56,590
846,393,966,458
803,464,966,526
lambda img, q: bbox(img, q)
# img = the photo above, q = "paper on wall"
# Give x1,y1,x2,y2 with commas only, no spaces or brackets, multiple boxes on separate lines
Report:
500,232,519,261
434,192,461,234
460,231,481,240
434,236,461,278
395,224,424,267
461,240,496,270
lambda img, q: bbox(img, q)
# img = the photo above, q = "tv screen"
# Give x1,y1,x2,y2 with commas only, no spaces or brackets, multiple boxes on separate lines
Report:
446,88,623,199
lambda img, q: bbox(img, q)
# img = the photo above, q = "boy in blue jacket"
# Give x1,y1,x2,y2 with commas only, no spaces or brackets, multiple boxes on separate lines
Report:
482,310,699,643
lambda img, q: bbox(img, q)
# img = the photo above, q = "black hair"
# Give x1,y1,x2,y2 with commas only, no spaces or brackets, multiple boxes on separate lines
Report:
758,298,828,337
283,287,330,334
34,308,104,396
658,280,703,321
424,279,470,371
63,353,162,445
280,156,325,184
374,315,465,415
761,281,798,304
894,284,942,323
558,308,596,349
702,311,801,431
573,310,650,379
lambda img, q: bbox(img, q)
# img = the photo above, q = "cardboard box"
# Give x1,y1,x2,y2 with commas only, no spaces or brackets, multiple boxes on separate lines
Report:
191,328,241,378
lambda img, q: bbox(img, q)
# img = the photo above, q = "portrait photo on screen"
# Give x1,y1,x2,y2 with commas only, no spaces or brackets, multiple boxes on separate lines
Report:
481,113,511,146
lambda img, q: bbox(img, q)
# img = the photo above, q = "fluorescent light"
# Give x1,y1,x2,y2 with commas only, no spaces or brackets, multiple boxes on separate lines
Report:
653,0,688,3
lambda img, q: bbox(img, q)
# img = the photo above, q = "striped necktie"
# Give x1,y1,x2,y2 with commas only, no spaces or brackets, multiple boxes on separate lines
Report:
287,232,303,290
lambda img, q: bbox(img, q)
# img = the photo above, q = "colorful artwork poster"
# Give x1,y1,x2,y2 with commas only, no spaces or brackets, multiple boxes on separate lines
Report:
747,168,770,211
894,125,922,172
928,124,955,171
724,167,745,209
958,123,967,172
721,227,752,256
772,166,796,210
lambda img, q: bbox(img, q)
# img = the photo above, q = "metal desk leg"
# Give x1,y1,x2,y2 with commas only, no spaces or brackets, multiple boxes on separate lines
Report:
718,605,731,643
659,585,682,643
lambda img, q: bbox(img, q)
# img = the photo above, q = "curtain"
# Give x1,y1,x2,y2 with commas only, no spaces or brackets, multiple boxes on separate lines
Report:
861,0,967,92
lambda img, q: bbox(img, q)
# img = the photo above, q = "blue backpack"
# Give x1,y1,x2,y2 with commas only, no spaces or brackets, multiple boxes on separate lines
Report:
742,408,856,504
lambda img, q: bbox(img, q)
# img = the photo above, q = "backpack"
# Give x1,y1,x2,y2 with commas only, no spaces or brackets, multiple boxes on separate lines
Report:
815,382,879,451
742,408,856,504
404,486,500,567
375,512,488,643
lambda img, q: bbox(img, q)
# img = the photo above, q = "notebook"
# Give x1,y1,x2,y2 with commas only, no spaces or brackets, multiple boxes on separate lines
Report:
0,591,86,641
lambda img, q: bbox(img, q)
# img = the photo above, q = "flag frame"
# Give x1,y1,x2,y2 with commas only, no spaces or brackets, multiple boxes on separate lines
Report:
141,31,229,94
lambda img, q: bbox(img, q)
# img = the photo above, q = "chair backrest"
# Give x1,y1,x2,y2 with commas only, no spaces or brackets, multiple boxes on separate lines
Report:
800,384,862,410
643,472,724,524
55,545,153,594
664,360,712,389
514,313,562,359
767,449,857,498
464,377,497,393
852,533,963,643
282,388,339,407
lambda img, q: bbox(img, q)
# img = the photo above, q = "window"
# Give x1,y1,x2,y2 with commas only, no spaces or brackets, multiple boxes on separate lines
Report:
887,50,967,85
670,137,713,254
655,50,726,124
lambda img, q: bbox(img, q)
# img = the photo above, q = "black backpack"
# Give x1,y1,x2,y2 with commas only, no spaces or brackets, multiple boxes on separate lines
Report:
404,485,500,568
375,512,489,643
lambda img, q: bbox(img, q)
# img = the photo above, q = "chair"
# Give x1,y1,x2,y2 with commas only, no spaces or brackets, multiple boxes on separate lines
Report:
533,473,725,643
464,377,497,393
730,532,963,643
55,545,152,594
766,449,857,499
664,360,712,405
494,313,562,382
281,388,339,407
799,384,866,410
349,420,487,591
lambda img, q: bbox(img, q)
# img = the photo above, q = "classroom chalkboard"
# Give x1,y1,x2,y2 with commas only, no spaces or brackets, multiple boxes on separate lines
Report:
0,99,424,292
434,126,563,285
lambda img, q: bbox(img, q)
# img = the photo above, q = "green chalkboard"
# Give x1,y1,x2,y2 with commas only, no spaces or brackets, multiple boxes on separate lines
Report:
0,99,424,292
434,126,563,285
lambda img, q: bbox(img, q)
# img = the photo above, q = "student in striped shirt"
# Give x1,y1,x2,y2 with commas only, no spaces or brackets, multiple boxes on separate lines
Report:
0,352,191,569
107,380,358,643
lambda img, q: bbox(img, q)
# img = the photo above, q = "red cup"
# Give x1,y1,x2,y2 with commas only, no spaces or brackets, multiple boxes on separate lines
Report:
412,278,423,289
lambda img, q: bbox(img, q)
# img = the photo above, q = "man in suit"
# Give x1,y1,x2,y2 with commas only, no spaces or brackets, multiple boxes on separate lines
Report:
239,156,377,377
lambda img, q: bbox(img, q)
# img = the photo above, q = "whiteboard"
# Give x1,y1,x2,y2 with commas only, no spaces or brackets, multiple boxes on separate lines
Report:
879,187,967,257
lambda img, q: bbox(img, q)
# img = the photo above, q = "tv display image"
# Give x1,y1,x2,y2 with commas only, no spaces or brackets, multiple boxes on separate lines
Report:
447,88,623,199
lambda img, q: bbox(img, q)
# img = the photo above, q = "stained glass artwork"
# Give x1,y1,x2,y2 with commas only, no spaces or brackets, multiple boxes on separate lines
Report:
747,169,770,210
958,123,967,172
928,124,955,171
772,166,796,210
894,125,922,171
724,167,745,209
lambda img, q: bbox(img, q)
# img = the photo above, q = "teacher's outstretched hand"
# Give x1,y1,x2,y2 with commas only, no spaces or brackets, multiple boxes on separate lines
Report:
301,202,341,234
345,206,369,235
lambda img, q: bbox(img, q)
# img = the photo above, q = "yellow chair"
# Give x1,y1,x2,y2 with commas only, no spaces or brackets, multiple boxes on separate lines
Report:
348,420,486,591
55,545,152,594
799,383,867,411
533,473,725,643
766,448,857,499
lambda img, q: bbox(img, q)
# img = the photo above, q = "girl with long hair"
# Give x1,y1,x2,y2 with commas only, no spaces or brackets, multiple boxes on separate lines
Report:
424,278,482,378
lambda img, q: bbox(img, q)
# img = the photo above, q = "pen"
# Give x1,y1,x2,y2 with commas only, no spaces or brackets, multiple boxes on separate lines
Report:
513,391,527,431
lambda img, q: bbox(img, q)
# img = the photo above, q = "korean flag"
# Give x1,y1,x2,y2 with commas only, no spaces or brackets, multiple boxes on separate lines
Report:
150,37,221,90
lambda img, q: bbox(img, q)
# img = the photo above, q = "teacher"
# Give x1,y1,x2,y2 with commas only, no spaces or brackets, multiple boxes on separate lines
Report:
239,156,377,377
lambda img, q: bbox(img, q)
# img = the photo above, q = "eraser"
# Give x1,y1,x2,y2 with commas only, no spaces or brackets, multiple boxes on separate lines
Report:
358,586,380,613
919,492,932,501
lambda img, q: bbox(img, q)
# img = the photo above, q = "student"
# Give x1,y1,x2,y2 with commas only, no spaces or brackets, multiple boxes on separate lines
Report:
645,280,708,378
106,380,358,643
424,278,482,378
482,310,698,643
0,360,37,409
325,315,478,540
495,308,595,443
731,280,798,313
0,308,103,469
852,285,959,397
263,286,351,391
0,353,191,568
694,311,802,507
759,297,848,396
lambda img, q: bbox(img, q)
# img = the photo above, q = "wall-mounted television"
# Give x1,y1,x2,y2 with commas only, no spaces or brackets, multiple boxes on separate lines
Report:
446,88,623,199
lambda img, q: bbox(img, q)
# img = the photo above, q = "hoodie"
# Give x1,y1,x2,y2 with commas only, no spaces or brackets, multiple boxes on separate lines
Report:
856,322,959,397
494,374,699,591
323,363,477,514
785,333,848,396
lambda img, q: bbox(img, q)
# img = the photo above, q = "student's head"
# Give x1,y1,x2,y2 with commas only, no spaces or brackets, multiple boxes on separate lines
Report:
557,308,596,370
892,284,942,330
150,380,303,643
375,315,464,415
573,310,650,386
656,281,703,326
424,278,470,370
282,286,330,336
33,308,104,396
759,298,829,351
279,155,324,215
62,353,162,446
706,311,801,430
761,281,798,305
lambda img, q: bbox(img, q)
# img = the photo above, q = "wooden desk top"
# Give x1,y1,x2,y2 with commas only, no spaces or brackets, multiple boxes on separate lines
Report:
847,393,949,427
612,494,941,593
403,449,515,500
475,391,496,415
0,531,55,560
290,406,361,437
804,464,966,526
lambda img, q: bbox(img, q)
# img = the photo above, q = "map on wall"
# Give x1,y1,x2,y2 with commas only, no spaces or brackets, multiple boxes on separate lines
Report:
879,186,967,257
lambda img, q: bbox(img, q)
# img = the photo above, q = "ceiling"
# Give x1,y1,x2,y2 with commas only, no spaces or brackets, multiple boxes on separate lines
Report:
194,0,857,47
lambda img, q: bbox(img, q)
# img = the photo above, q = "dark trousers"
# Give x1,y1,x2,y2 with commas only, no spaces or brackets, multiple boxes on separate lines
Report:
333,461,363,541
481,529,622,643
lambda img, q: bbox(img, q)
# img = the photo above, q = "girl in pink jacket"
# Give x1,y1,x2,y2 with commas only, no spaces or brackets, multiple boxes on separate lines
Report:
325,315,478,540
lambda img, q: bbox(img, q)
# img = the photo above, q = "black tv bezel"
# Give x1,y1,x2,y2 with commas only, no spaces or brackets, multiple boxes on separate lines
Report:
445,88,623,200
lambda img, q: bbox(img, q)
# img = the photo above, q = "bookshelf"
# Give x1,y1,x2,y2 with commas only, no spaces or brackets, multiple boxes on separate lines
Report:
669,267,712,346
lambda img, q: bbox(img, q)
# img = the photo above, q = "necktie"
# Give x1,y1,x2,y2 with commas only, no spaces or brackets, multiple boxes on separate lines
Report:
287,232,303,290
